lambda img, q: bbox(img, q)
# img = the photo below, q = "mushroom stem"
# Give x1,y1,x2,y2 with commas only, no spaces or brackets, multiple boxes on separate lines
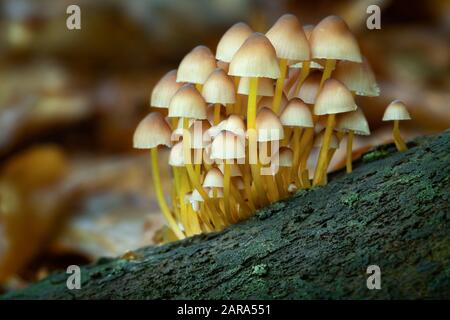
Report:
275,172,286,199
195,83,203,92
291,127,303,186
223,161,232,222
226,103,234,116
234,77,241,116
182,118,222,218
292,61,311,97
272,58,288,114
229,184,252,219
150,147,185,239
214,103,221,125
346,130,354,173
313,114,336,186
248,77,269,206
393,120,408,151
320,59,336,88
241,164,256,211
265,175,279,203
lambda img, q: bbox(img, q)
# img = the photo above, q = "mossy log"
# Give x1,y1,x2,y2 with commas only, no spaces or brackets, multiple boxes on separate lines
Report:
3,130,450,299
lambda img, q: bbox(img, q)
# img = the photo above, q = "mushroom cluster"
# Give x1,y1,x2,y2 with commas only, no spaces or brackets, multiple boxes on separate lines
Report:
133,14,412,240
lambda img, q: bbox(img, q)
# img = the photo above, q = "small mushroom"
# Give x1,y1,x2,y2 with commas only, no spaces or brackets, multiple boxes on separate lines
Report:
382,100,411,152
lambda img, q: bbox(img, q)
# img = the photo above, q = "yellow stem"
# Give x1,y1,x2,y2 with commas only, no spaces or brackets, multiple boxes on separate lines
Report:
272,58,288,114
293,61,311,97
223,161,233,221
393,120,408,151
248,77,269,206
226,103,234,116
291,127,303,186
319,59,336,89
150,148,184,239
346,130,354,173
214,103,221,125
195,83,203,92
275,173,286,199
313,114,335,186
234,77,241,116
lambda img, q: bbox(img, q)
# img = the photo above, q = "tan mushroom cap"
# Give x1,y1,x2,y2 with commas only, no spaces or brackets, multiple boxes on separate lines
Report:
168,84,207,119
382,100,412,121
208,114,246,139
238,77,274,97
133,112,172,149
202,68,236,104
211,131,246,160
272,146,293,167
313,131,339,149
168,141,185,167
216,22,253,63
228,33,280,79
280,98,314,128
334,58,380,97
294,71,321,104
314,79,357,115
337,108,371,135
266,14,310,62
218,163,243,177
203,167,224,188
255,107,284,142
309,15,362,63
177,45,217,84
150,69,184,108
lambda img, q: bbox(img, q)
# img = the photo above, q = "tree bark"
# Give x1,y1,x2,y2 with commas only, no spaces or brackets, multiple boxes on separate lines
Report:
3,130,450,299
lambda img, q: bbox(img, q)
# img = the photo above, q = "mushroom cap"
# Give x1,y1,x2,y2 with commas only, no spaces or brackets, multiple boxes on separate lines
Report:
202,68,236,104
314,79,357,115
208,114,246,138
337,108,371,135
382,100,411,121
313,131,340,149
191,189,204,202
216,22,253,63
203,167,224,188
150,69,184,108
168,141,185,167
177,45,217,84
272,146,293,167
168,84,207,119
255,107,284,142
218,163,243,177
309,15,362,62
280,98,314,128
294,71,321,104
228,33,280,79
133,112,172,149
334,58,380,97
238,77,274,97
266,14,310,61
211,131,246,160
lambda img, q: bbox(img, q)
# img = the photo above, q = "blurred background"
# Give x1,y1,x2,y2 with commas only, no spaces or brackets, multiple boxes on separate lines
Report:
0,0,449,292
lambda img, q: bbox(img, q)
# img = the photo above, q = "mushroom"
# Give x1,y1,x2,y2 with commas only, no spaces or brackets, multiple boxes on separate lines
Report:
255,107,284,202
211,131,249,220
177,45,217,92
333,58,380,97
202,68,236,123
313,79,357,185
229,33,280,206
266,14,310,114
280,98,314,186
309,16,362,88
133,112,184,239
216,22,253,117
382,100,411,152
336,108,371,173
